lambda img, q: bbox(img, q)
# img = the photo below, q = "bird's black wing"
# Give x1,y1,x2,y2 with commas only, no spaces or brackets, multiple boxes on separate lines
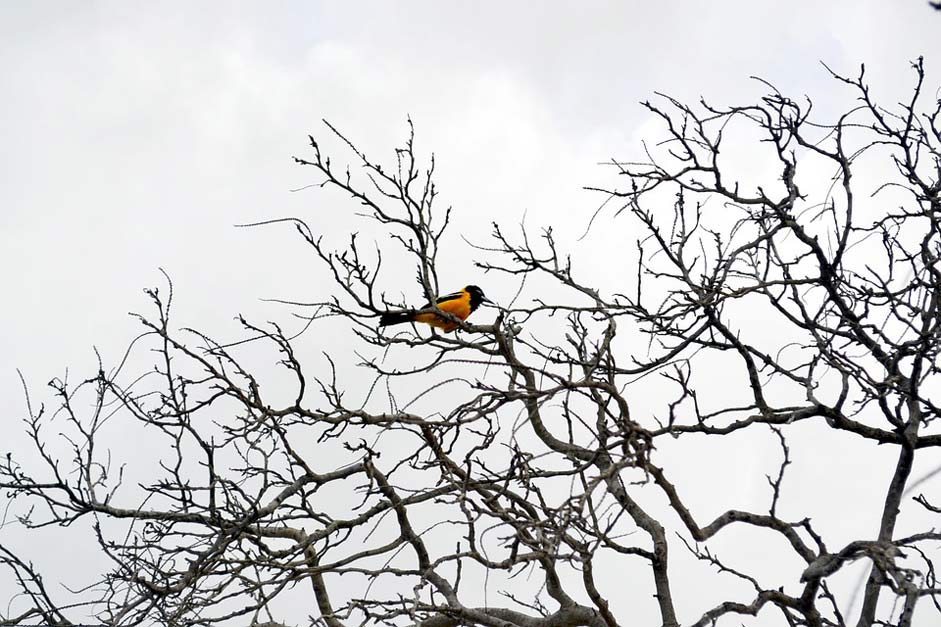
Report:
418,290,464,310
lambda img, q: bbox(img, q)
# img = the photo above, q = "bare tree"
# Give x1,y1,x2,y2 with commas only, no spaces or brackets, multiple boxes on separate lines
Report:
2,59,941,627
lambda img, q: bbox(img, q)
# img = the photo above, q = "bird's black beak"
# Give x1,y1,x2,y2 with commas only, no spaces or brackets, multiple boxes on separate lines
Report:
481,295,495,306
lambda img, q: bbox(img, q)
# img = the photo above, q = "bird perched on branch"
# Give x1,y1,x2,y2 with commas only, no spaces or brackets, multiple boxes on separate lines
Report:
379,285,492,332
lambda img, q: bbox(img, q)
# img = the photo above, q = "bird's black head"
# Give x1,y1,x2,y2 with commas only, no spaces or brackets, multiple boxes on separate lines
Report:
465,285,491,311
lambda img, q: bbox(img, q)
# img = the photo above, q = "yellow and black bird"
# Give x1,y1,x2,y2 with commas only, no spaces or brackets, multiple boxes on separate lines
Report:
379,285,492,332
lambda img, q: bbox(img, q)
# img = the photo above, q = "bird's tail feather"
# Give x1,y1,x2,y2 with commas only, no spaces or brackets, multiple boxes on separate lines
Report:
379,311,414,326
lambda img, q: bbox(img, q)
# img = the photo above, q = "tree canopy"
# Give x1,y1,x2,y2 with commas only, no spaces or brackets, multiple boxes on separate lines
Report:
3,60,941,627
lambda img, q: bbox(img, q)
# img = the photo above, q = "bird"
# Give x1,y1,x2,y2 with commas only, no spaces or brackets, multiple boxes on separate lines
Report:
378,285,492,332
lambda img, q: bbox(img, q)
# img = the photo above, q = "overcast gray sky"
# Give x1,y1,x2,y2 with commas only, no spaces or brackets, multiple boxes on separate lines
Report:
3,1,939,392
2,2,941,625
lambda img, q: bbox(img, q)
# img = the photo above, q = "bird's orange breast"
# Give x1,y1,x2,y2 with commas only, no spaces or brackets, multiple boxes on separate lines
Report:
413,296,472,332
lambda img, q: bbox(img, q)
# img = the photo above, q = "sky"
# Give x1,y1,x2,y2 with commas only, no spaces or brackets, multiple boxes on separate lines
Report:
2,1,941,626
